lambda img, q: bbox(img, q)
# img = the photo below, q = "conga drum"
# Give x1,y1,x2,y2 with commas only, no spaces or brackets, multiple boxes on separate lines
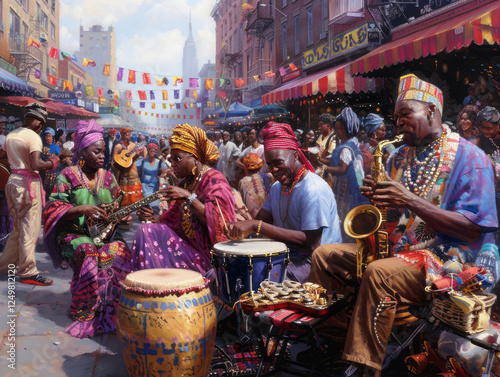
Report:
117,269,217,377
0,159,10,191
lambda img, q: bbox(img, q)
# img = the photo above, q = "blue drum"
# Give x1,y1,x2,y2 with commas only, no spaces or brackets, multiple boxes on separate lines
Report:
211,239,289,304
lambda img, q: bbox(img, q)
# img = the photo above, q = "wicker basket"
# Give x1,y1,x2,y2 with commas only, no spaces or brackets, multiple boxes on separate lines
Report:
431,292,496,334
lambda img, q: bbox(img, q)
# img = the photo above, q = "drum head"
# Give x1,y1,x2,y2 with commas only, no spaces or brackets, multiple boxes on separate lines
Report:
124,268,205,291
213,239,287,257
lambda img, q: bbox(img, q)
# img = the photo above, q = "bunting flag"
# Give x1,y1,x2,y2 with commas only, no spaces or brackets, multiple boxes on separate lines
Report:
173,76,183,86
151,103,156,109
155,75,164,86
102,63,110,76
128,70,136,84
83,58,96,67
27,36,41,49
207,101,212,107
162,90,168,100
114,100,119,107
48,74,57,86
126,101,131,107
184,103,188,109
150,90,155,100
219,78,225,86
138,91,147,100
61,51,72,60
189,78,199,88
162,103,167,109
99,97,106,104
138,111,141,115
279,67,287,76
63,80,73,91
218,91,227,100
265,71,275,78
205,79,214,90
117,67,124,81
235,79,246,88
254,75,261,82
193,90,197,100
289,63,298,71
143,73,151,85
170,103,175,109
113,90,120,99
97,87,104,97
34,69,42,79
70,54,78,62
48,47,59,59
185,89,190,98
190,115,194,120
86,85,94,96
125,90,132,100
174,90,179,99
140,102,145,108
176,103,181,109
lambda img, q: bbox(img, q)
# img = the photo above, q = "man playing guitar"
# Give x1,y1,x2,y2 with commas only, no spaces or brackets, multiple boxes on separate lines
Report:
112,128,145,206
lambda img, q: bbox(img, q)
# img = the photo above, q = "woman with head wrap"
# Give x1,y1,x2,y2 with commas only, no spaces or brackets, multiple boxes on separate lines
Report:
112,127,145,206
324,107,369,241
134,139,169,212
237,153,274,218
42,119,132,339
457,105,480,145
133,124,236,276
362,113,396,155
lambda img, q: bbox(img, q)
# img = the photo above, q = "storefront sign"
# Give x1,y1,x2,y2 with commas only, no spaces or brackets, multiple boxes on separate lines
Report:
49,90,76,100
282,66,302,83
84,101,99,113
61,99,85,107
303,23,381,68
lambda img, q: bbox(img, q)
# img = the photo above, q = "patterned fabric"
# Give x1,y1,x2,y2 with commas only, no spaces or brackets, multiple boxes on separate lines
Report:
169,123,219,166
363,113,384,137
238,173,273,216
71,119,104,166
42,167,132,338
397,74,443,115
261,122,315,172
135,157,168,211
336,107,360,137
131,168,236,272
119,161,144,207
386,126,498,284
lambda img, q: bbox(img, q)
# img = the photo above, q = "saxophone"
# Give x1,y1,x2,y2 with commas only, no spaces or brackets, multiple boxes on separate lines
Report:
344,134,403,281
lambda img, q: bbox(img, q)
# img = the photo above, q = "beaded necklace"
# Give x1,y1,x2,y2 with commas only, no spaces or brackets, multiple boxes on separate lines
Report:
181,165,209,239
77,165,102,196
279,166,307,222
402,131,447,198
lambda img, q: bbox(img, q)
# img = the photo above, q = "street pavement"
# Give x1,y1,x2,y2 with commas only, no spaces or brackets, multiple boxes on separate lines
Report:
0,218,499,377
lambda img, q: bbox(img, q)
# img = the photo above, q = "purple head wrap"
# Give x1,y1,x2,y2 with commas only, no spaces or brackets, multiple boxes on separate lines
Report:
71,119,104,165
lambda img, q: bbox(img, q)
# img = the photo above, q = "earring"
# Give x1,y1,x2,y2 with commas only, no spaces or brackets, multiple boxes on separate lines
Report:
191,165,197,176
79,158,85,169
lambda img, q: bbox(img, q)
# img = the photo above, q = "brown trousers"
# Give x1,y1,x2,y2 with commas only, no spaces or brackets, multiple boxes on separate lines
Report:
310,243,427,370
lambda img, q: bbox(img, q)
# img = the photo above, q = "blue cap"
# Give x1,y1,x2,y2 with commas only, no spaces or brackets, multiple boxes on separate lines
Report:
44,128,55,136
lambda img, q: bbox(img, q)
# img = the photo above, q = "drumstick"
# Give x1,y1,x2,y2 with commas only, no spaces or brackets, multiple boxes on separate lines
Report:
215,198,228,232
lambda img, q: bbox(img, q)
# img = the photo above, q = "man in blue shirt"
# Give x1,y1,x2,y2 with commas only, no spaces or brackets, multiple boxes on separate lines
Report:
43,128,61,157
228,122,341,283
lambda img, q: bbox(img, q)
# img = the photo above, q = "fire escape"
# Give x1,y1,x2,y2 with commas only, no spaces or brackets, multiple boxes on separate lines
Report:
245,1,274,98
9,17,43,83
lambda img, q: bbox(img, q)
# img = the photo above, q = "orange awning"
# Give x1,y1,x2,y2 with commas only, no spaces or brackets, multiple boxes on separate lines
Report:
350,1,500,74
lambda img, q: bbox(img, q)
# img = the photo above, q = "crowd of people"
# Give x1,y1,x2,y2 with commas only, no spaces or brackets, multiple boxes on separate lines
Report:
0,73,499,376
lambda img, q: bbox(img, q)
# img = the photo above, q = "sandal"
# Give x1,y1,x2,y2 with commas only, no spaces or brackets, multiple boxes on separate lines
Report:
20,274,53,286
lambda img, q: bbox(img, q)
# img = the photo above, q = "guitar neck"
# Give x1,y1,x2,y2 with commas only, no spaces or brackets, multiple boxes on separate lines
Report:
110,191,160,221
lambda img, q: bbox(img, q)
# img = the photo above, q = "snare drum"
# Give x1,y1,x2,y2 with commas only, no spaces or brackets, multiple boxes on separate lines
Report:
117,268,217,377
211,239,289,303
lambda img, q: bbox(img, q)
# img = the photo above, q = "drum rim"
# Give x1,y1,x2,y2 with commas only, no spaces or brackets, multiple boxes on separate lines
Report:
212,239,288,257
211,250,287,258
123,268,206,292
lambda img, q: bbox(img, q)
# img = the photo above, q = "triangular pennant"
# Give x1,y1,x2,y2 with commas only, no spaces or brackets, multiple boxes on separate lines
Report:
102,63,110,76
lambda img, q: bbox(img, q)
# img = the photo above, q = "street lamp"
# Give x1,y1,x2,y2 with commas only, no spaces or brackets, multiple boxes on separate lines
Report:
259,3,287,18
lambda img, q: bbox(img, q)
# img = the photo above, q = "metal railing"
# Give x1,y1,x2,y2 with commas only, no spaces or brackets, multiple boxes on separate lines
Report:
9,34,43,62
248,59,273,78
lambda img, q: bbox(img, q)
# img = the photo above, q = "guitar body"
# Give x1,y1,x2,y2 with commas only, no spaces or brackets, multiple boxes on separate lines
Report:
86,191,124,244
114,148,137,169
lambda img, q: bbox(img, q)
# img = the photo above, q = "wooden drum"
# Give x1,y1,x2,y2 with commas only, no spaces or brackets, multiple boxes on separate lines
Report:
117,268,217,377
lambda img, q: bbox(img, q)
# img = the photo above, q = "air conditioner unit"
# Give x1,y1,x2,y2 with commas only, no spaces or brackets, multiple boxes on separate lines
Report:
40,32,47,43
75,91,82,99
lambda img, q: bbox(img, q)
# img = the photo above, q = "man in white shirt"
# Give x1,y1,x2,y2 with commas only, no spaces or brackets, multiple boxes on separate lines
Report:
236,128,269,173
216,130,241,184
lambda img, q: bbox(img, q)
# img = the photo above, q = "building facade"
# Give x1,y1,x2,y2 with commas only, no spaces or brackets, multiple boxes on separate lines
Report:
7,0,60,97
76,25,117,95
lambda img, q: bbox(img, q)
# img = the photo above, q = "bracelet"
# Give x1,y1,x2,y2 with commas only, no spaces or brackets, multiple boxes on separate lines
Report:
256,220,263,236
186,193,197,207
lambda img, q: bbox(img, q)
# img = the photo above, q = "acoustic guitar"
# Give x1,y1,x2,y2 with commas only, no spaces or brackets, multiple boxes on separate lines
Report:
114,143,145,169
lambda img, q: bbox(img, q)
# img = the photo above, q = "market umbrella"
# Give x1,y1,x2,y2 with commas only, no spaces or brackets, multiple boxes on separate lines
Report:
210,102,254,119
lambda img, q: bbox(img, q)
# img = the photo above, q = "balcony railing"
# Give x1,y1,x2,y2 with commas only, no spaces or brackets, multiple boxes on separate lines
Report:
9,34,43,62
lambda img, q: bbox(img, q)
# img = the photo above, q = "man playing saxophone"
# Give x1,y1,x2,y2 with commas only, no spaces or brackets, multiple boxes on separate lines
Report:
309,74,498,376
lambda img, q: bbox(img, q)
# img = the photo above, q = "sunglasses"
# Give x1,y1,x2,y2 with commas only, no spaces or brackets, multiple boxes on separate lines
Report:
168,155,194,164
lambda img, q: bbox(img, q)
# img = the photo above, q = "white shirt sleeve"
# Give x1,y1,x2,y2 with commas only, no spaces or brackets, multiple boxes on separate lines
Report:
340,148,353,165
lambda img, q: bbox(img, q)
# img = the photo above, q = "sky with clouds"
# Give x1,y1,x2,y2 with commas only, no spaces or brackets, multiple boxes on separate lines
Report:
59,0,217,79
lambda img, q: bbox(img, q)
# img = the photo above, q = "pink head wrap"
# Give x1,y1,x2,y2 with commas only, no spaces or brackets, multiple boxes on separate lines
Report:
261,122,315,172
71,119,104,165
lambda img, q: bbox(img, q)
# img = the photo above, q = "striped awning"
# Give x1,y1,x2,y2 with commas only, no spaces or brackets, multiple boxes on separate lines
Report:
262,62,383,105
351,1,500,75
